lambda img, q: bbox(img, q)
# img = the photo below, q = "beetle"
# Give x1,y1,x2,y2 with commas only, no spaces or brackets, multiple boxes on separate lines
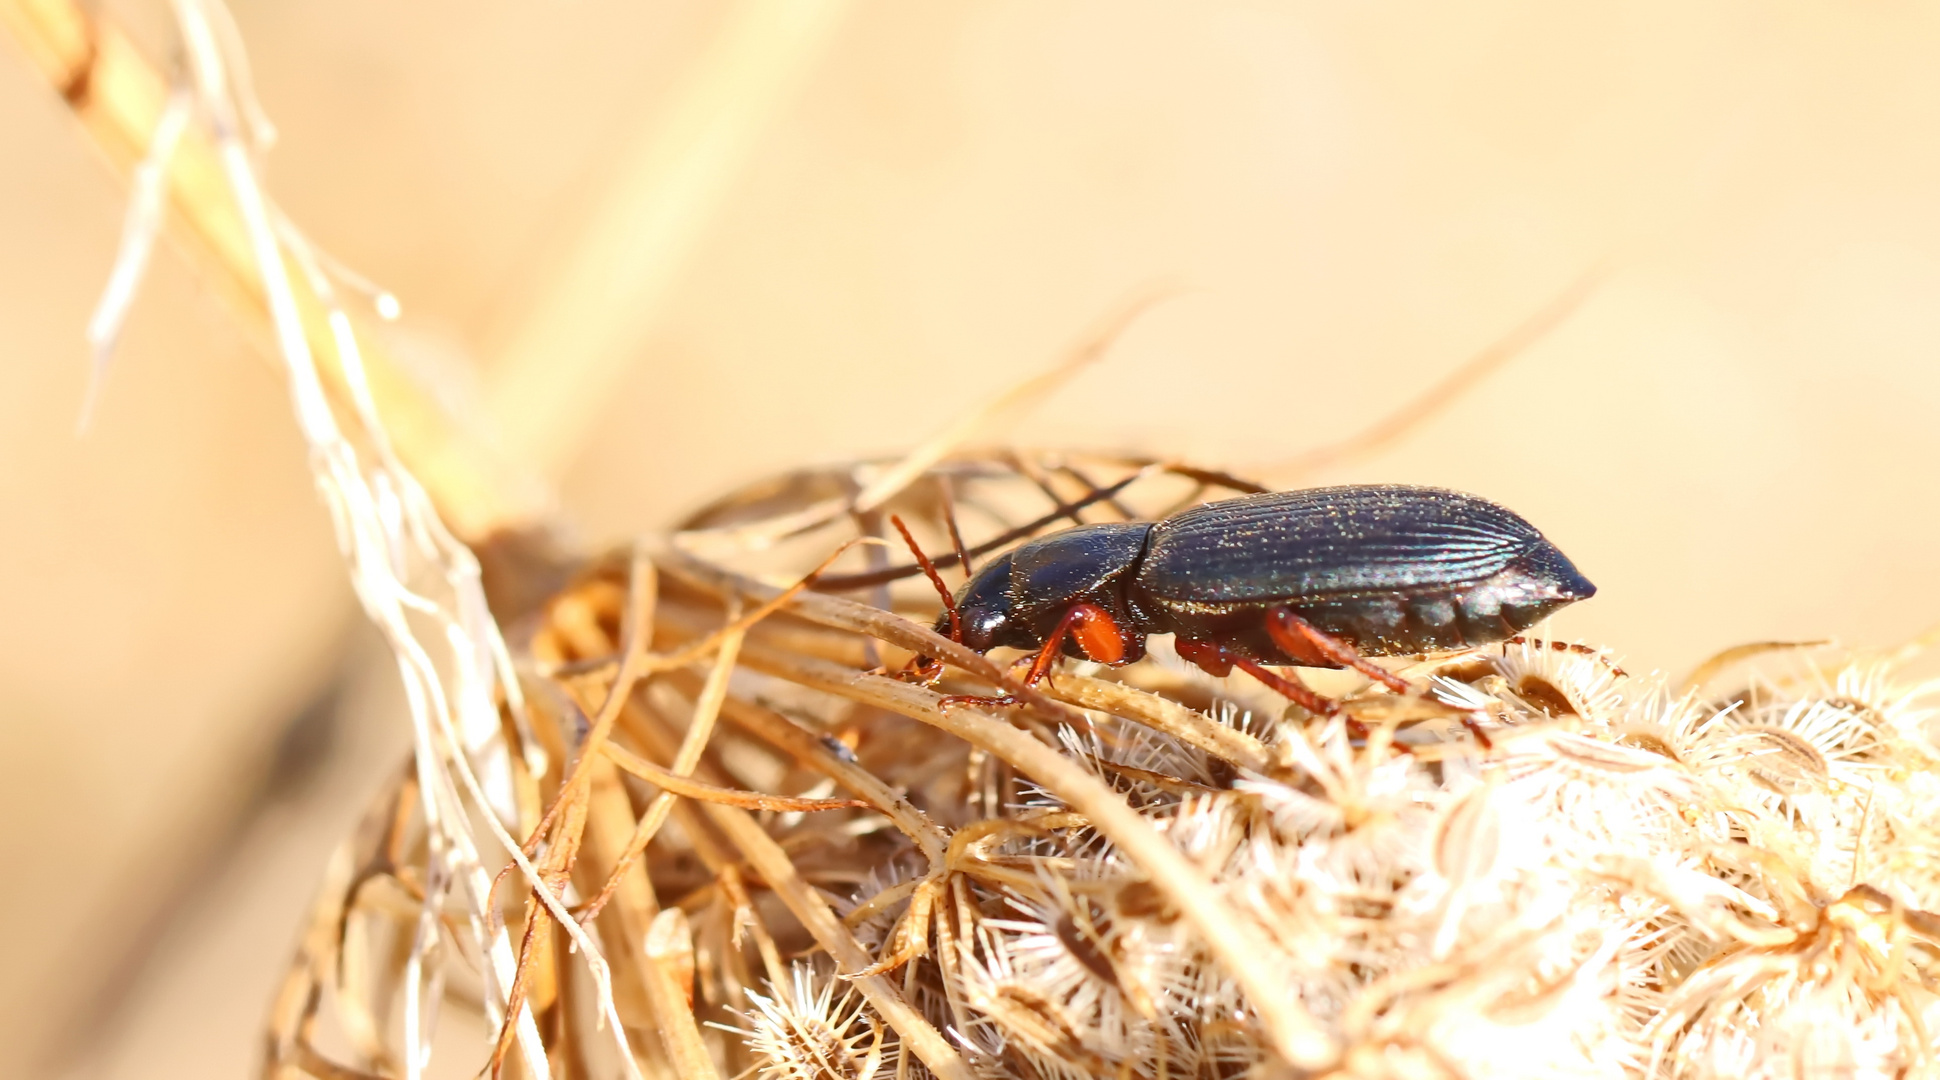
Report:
917,484,1595,714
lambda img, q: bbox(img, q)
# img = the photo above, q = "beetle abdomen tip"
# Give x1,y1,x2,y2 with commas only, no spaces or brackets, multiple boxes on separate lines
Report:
1513,541,1597,602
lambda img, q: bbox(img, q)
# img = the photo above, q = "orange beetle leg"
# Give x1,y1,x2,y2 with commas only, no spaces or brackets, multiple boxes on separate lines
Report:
1024,602,1126,688
1266,607,1411,695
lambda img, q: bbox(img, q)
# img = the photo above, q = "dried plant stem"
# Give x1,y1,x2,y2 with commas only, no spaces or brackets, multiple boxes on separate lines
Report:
1680,639,1832,694
608,691,974,1080
732,641,1337,1068
697,681,950,868
698,798,978,1080
641,909,717,1080
578,620,743,924
1258,263,1605,483
850,288,1173,516
660,547,1082,726
0,0,550,536
600,741,866,814
486,556,663,1072
1043,674,1271,773
718,867,792,999
579,755,664,961
543,551,660,839
576,757,713,1080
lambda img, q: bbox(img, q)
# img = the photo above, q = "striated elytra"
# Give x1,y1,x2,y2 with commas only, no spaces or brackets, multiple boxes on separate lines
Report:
938,484,1595,678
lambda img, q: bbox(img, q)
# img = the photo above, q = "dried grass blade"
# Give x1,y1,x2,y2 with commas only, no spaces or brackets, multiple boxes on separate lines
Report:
602,742,866,813
1680,639,1831,694
641,909,720,1080
658,546,1083,726
696,681,949,868
851,289,1174,515
720,866,792,999
1260,263,1604,481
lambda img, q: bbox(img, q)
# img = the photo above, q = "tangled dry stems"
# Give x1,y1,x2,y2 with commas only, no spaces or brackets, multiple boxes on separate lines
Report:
12,2,1934,1074
269,451,1940,1080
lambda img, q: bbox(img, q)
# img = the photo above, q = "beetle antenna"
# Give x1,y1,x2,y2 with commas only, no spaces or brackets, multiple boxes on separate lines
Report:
817,469,1147,592
1061,463,1138,520
890,514,963,645
937,476,974,578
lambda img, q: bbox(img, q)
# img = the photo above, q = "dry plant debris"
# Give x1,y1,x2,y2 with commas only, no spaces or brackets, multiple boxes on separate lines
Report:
274,451,1940,1080
13,2,1939,1077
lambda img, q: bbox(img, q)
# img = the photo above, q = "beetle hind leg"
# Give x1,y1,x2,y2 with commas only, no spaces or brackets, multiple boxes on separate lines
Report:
1266,608,1412,694
1266,608,1500,746
1175,637,1341,720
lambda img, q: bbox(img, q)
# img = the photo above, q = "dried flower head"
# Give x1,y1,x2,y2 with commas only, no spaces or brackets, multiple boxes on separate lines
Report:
265,449,1940,1080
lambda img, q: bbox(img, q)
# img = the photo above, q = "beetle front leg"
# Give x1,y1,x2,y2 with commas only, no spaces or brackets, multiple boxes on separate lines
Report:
1021,603,1127,688
939,602,1128,711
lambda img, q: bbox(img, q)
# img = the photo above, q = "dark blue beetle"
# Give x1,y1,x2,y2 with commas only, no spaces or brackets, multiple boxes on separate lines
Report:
927,484,1594,709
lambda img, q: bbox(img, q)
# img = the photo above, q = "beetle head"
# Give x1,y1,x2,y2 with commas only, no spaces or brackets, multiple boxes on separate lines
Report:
935,551,1037,653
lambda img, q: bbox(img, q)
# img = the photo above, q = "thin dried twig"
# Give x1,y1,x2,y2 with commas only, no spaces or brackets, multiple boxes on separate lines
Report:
600,741,867,814
1258,264,1606,482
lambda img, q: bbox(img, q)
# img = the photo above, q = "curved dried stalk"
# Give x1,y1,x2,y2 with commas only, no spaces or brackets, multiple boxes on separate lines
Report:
600,742,868,813
1040,674,1271,773
0,0,549,536
696,678,950,867
726,637,1337,1067
1255,264,1605,484
698,796,978,1080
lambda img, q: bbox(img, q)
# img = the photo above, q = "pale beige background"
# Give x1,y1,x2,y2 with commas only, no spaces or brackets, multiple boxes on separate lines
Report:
7,1,1940,1076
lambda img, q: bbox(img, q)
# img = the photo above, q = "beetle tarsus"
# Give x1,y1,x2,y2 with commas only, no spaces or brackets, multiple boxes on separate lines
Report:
1504,635,1627,678
937,692,1024,712
1459,710,1496,749
898,654,945,685
1229,655,1340,718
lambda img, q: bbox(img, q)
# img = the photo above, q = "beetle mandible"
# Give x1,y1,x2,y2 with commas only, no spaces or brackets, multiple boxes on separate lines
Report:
917,484,1595,714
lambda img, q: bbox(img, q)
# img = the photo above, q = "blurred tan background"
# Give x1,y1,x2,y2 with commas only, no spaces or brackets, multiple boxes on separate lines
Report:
8,0,1940,1075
